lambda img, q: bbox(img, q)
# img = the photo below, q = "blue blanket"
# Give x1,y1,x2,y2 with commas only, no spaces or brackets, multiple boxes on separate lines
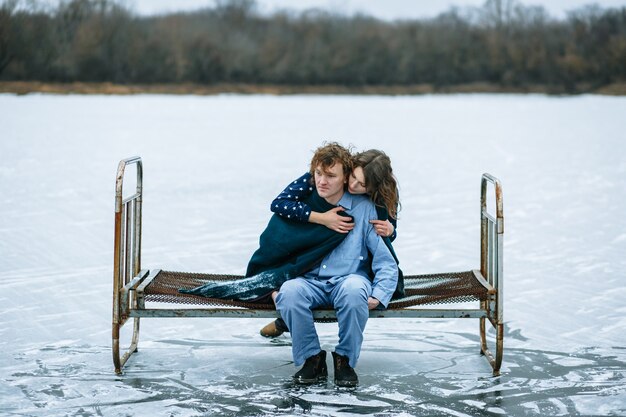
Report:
179,190,349,301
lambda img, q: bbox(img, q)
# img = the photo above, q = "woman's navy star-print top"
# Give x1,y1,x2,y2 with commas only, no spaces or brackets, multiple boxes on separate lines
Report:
270,172,315,222
270,172,398,242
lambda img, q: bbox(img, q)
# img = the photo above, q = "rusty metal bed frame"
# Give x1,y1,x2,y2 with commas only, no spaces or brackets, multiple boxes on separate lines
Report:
112,157,504,376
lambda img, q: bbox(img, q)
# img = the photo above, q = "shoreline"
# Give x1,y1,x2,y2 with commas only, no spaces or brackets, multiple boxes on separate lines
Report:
2,81,626,96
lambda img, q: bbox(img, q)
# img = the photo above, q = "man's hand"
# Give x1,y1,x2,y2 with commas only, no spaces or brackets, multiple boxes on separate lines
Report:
310,207,354,233
369,219,394,237
368,296,380,310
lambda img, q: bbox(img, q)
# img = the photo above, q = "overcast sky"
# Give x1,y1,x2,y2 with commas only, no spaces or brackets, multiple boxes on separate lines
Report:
123,0,626,19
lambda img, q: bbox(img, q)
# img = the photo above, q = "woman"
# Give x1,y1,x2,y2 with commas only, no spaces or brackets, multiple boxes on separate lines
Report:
260,149,403,337
271,149,399,238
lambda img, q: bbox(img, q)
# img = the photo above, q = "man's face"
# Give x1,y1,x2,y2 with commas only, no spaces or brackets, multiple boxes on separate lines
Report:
314,163,346,204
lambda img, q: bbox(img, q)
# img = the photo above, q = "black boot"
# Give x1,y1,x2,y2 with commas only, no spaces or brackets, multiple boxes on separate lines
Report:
332,352,358,387
294,351,328,384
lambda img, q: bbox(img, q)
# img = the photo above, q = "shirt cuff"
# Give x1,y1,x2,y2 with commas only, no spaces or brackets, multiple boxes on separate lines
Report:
371,287,393,308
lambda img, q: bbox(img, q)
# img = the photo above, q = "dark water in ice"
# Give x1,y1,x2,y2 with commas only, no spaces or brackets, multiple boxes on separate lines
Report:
1,94,625,416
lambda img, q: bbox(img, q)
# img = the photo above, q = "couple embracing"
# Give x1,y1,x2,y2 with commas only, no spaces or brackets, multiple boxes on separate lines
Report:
184,142,402,387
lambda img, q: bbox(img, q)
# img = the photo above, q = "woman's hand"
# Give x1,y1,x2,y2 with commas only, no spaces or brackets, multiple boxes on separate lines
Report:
309,207,354,233
369,219,394,237
368,297,380,310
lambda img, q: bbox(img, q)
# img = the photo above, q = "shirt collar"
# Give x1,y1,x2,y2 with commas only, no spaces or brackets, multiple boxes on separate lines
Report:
337,191,353,210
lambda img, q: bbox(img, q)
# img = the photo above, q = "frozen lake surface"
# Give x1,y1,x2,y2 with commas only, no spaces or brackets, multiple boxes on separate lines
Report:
1,93,625,416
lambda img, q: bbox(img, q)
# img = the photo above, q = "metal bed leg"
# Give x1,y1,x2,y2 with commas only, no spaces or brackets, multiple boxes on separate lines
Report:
494,322,503,376
479,317,487,355
479,300,488,356
479,314,503,376
113,274,143,375
113,317,140,375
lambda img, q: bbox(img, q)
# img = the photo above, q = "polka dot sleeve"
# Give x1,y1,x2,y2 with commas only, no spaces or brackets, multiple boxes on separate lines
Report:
270,172,315,222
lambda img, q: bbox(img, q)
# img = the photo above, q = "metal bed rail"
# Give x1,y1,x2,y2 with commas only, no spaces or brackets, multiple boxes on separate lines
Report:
112,156,143,374
480,173,504,375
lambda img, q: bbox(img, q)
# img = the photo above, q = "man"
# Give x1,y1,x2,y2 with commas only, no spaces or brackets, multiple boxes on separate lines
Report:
276,143,398,387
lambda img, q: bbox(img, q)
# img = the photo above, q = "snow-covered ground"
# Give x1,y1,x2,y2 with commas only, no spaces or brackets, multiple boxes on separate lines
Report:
1,93,625,416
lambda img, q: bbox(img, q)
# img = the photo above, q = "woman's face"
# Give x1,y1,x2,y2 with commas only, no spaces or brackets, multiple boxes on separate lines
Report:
348,166,367,195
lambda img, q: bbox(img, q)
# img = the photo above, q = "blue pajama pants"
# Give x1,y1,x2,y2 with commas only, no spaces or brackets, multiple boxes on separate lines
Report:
275,274,371,369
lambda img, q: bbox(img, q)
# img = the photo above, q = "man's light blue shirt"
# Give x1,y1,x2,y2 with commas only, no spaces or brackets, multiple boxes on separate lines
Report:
303,192,399,307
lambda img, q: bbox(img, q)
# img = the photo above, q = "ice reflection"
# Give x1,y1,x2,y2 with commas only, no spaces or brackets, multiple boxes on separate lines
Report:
4,338,625,416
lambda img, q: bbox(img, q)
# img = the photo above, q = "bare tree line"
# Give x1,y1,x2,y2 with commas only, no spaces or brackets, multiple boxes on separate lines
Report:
1,0,625,91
